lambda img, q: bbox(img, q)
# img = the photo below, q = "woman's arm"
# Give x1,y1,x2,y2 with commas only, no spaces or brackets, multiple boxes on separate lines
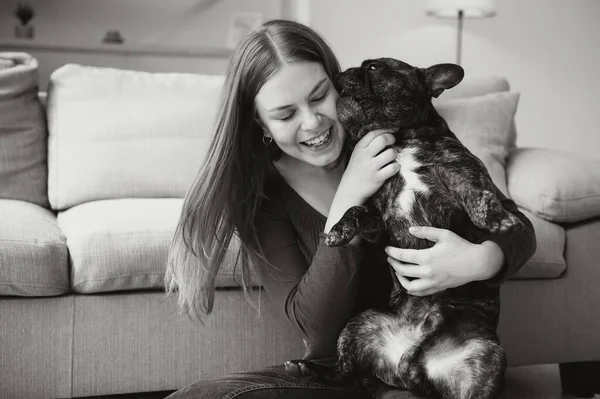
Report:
385,184,537,296
476,186,537,285
253,200,364,359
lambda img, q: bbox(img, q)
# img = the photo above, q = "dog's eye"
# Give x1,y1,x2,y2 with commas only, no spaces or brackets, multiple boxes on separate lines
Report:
367,63,380,71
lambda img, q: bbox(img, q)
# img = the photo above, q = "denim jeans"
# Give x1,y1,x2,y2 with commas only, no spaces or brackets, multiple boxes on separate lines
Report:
165,364,422,399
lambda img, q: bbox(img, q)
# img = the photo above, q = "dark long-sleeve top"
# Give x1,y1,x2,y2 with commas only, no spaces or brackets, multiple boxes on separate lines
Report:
253,174,536,359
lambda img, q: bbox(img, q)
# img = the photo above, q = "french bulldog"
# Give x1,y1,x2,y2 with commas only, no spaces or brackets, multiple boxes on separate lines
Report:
290,58,522,399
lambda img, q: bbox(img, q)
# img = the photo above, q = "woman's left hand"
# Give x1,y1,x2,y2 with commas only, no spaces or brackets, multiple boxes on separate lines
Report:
385,226,506,296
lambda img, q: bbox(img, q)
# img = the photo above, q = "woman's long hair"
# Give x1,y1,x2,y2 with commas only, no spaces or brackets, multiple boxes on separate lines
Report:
164,19,342,321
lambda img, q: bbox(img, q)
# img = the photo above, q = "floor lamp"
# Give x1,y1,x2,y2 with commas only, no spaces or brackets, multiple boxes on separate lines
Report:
426,0,496,66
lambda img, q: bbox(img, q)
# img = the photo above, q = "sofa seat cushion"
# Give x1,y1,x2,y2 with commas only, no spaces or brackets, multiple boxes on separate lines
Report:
512,209,566,279
57,198,245,294
0,199,69,296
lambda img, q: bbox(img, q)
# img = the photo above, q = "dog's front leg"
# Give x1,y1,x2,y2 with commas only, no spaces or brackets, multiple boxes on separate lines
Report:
325,205,382,247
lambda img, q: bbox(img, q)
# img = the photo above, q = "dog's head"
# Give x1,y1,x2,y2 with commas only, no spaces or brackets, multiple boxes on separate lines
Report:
335,58,464,142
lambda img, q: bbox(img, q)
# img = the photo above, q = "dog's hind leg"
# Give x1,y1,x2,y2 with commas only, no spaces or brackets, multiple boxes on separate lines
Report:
423,337,506,399
431,162,522,235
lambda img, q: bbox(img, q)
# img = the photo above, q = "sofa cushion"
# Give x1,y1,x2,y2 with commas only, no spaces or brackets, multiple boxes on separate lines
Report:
0,52,49,208
434,92,520,197
47,64,225,211
512,209,566,279
507,148,600,223
0,199,69,296
57,198,245,294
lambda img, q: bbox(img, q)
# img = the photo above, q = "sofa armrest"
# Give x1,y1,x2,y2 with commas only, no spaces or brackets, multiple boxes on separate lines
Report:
506,147,600,223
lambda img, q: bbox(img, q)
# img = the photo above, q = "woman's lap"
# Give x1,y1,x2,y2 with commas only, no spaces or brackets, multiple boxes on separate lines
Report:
165,364,420,399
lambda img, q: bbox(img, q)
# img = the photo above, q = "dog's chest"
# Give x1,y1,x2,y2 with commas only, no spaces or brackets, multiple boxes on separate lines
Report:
392,146,429,216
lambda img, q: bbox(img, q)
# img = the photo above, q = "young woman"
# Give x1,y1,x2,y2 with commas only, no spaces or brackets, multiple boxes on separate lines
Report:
164,19,536,399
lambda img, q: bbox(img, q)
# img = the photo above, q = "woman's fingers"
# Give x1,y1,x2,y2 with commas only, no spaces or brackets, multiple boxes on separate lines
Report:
357,129,394,149
395,274,437,296
377,159,401,180
375,147,398,169
408,226,449,242
367,133,396,156
388,257,426,278
385,246,422,264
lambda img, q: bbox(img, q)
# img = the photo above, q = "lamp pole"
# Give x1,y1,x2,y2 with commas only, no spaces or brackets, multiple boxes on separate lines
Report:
457,9,464,65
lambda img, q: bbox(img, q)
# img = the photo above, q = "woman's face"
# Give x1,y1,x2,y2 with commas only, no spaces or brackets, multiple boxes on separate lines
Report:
254,61,346,168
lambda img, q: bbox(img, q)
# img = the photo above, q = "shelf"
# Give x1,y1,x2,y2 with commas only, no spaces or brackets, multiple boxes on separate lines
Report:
0,40,232,58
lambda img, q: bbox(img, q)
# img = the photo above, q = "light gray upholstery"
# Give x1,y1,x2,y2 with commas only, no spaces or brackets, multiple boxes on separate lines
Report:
0,199,69,296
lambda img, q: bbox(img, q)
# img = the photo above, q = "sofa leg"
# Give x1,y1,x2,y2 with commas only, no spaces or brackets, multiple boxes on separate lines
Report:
559,362,600,398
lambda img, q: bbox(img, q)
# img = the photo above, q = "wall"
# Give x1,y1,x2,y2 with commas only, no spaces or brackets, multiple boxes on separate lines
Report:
0,0,288,88
1,0,598,159
310,0,600,159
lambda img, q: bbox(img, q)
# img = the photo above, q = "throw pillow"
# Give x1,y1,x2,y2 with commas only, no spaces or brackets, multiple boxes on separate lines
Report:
434,91,520,197
0,52,49,208
507,148,600,223
47,64,225,211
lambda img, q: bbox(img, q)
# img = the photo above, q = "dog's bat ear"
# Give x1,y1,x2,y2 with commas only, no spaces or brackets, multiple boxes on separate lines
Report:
422,64,465,98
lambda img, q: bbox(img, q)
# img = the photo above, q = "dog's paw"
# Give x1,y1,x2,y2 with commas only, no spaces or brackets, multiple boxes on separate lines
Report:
470,191,522,234
284,360,313,378
284,360,326,380
488,211,522,234
325,221,357,247
420,310,444,334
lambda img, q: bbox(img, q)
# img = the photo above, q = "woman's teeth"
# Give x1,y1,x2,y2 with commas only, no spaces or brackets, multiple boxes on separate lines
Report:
302,129,331,147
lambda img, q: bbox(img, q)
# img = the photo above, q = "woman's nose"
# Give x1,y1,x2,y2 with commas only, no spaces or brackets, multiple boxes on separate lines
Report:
300,108,321,131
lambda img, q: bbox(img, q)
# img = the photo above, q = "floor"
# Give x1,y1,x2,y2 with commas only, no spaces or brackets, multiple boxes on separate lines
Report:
505,364,599,399
88,364,600,399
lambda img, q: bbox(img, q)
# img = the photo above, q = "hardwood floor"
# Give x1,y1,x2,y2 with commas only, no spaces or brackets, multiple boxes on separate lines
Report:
506,364,599,399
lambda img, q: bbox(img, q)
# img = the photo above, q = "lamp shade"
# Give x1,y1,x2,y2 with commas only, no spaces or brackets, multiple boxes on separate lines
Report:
426,0,496,18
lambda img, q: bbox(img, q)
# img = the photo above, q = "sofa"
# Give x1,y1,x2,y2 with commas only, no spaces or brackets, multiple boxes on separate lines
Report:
1,52,600,399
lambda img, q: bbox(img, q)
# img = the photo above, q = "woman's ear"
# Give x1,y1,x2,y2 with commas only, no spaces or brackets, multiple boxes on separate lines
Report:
254,112,268,132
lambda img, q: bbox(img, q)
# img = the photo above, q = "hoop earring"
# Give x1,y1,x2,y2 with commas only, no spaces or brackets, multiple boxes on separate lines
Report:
262,135,273,145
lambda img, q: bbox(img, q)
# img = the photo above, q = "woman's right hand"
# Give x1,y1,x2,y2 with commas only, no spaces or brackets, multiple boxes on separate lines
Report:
340,129,400,204
325,129,399,234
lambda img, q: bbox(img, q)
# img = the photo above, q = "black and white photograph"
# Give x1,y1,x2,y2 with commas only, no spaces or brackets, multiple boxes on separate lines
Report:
1,0,599,398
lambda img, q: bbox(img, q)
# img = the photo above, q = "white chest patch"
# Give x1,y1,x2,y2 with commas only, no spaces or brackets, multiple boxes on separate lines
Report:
395,147,429,215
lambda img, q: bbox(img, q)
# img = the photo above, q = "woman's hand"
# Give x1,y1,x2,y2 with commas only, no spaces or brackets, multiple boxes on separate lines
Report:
325,129,399,234
385,226,506,296
340,129,400,204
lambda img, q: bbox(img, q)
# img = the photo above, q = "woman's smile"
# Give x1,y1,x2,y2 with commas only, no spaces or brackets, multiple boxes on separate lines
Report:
301,127,332,148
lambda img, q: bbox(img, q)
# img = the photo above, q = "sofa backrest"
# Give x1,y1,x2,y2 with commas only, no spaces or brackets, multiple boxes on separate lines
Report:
46,64,516,211
46,64,225,211
0,52,49,208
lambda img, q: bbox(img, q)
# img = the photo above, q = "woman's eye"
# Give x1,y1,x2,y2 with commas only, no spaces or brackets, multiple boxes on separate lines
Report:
312,91,328,102
280,112,295,121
